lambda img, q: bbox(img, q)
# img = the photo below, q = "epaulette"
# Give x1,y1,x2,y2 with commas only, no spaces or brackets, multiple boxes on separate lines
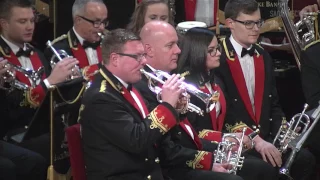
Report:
50,34,68,45
304,40,320,51
180,71,190,78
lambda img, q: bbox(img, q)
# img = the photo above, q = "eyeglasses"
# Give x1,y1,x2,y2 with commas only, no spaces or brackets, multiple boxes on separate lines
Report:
208,44,222,57
232,19,264,29
78,15,109,28
116,53,147,62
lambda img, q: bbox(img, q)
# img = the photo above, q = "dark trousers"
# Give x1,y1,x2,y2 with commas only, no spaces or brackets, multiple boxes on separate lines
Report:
0,141,47,180
248,148,316,180
167,167,244,180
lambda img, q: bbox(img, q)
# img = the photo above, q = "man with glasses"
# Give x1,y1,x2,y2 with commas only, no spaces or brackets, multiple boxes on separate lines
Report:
44,0,108,81
79,28,186,180
215,0,316,179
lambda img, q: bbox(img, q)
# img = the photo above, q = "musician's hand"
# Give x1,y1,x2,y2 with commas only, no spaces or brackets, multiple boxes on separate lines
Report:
299,4,318,20
0,58,10,77
161,74,185,108
47,57,79,84
254,136,282,167
212,163,231,173
175,94,189,112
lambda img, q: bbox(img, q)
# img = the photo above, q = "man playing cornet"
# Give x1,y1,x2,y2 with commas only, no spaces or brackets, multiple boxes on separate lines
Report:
44,0,108,81
0,0,78,164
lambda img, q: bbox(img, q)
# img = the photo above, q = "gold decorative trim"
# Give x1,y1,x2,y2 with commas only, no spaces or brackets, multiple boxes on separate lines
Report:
0,46,10,57
99,69,122,93
304,39,320,50
198,129,217,138
148,107,169,135
180,71,190,78
25,89,40,108
225,121,248,133
222,38,235,61
186,151,208,169
50,34,67,46
99,80,107,93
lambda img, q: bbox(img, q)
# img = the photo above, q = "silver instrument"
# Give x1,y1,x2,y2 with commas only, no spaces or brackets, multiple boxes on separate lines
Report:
140,68,219,116
46,40,81,79
273,104,310,153
214,128,260,174
0,61,44,91
279,0,317,68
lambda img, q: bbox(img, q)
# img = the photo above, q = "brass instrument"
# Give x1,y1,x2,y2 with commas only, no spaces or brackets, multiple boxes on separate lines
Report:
213,128,259,174
273,104,311,179
278,0,317,69
0,61,44,91
46,40,81,79
140,68,218,116
273,104,310,153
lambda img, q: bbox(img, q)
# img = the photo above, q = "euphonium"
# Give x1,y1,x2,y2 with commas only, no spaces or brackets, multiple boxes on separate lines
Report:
278,0,317,68
140,68,218,116
0,62,44,91
273,104,310,153
213,128,259,174
46,40,81,80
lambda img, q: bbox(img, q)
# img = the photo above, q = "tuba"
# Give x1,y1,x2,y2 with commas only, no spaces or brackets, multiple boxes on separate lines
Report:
278,0,317,68
46,40,81,80
140,68,219,116
213,128,260,174
0,61,44,91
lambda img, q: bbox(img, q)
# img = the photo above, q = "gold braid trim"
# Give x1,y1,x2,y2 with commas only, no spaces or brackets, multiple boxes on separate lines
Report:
148,107,169,135
198,129,215,138
99,80,107,93
225,121,248,133
25,89,40,108
186,151,208,169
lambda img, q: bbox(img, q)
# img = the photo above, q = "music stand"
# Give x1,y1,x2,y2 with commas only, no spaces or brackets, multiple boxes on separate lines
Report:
36,78,86,180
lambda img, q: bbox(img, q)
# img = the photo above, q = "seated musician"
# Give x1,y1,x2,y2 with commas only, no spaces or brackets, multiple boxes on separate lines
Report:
0,58,47,180
78,28,185,180
127,0,175,35
0,0,78,162
214,0,316,179
134,20,276,180
44,0,108,81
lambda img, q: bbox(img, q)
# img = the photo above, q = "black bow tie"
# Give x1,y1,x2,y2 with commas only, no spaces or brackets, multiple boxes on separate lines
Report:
82,41,100,49
241,47,255,57
16,47,33,57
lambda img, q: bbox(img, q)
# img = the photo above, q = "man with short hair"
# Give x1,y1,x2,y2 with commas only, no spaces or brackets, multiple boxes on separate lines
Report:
79,28,185,180
45,0,108,80
216,0,316,179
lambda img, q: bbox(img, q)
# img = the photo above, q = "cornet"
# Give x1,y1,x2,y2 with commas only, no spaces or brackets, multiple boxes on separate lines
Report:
46,40,81,80
273,104,310,153
0,62,44,91
214,128,260,175
140,68,218,116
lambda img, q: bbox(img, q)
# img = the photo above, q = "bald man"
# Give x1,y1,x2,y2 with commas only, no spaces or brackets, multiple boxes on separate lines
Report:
134,20,244,180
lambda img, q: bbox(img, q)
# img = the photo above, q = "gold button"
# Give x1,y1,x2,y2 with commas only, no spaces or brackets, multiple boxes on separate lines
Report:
269,118,272,121
269,95,272,97
155,157,160,163
258,125,261,128
24,125,28,129
252,125,256,129
145,158,148,162
178,132,181,135
234,99,238,101
147,175,152,180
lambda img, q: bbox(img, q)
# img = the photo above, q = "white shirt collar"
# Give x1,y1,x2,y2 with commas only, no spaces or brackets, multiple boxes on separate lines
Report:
1,35,27,55
73,27,85,45
229,35,253,57
113,74,129,89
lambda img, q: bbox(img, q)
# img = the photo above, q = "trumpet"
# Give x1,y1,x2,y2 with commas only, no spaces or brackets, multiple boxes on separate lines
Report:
273,104,310,153
46,40,81,80
0,62,44,91
140,68,218,116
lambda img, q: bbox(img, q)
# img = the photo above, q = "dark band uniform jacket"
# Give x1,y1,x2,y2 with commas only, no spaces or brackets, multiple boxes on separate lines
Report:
134,65,220,180
0,36,50,132
215,36,286,141
79,66,180,180
44,28,102,81
181,70,227,141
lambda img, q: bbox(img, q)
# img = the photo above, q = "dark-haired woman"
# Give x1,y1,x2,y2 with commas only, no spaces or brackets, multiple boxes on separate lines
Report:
176,27,278,180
